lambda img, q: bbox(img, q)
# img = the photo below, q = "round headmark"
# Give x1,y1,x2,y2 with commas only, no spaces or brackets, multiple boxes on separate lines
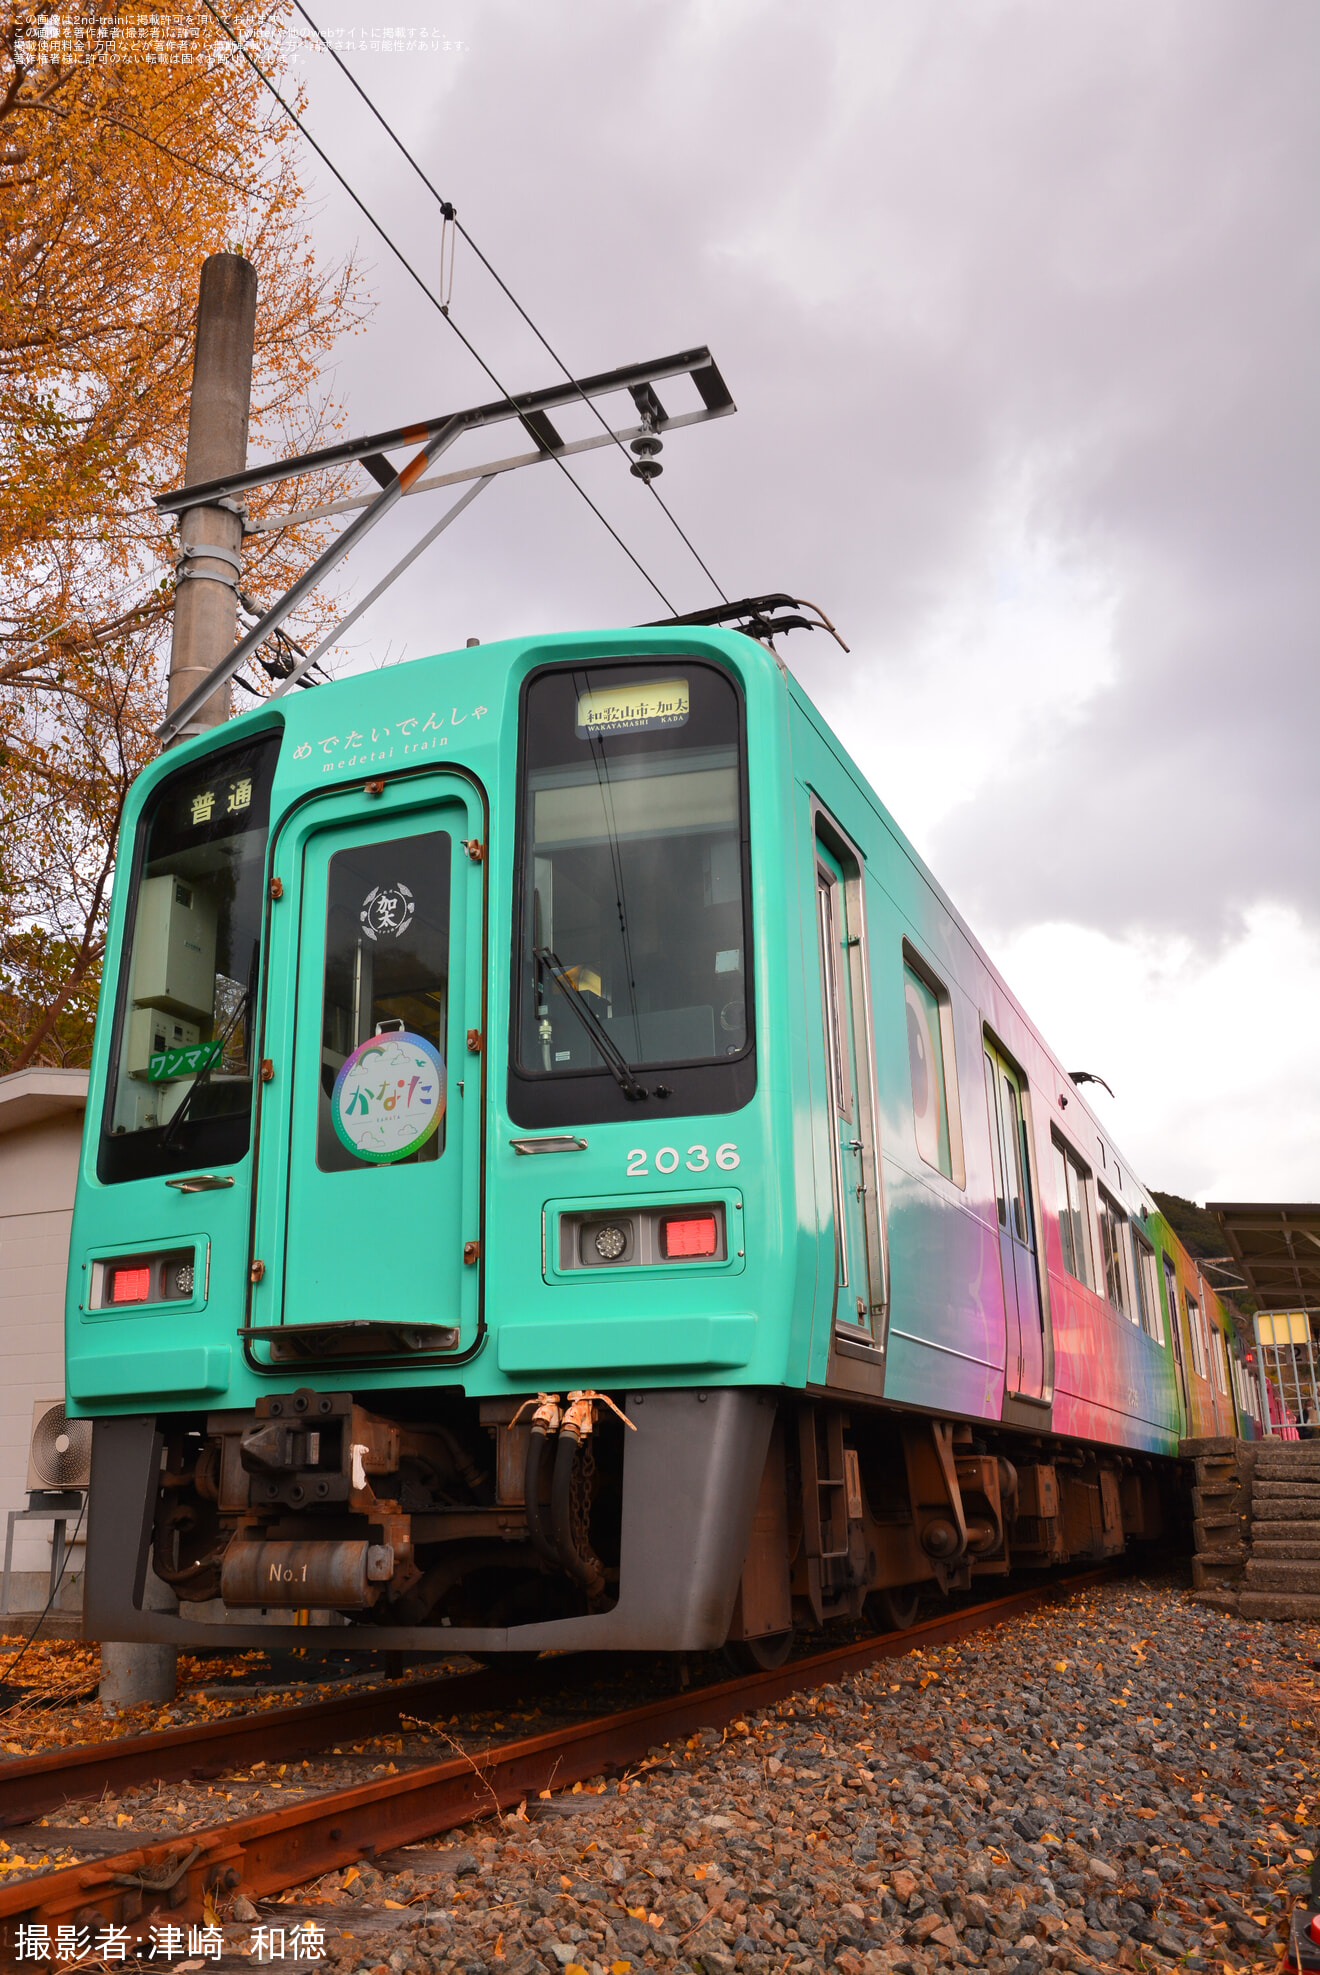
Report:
331,1030,444,1164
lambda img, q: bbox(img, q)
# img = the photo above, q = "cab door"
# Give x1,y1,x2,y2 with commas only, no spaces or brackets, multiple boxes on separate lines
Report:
984,1040,1046,1400
252,774,484,1352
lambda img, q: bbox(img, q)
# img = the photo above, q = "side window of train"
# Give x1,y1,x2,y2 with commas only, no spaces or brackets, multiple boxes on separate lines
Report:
902,944,965,1186
1051,1133,1096,1290
1185,1290,1208,1379
1130,1228,1164,1343
1096,1187,1133,1321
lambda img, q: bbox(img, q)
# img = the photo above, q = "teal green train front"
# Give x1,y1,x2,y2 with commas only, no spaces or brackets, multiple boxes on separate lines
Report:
66,624,1254,1656
68,630,810,1650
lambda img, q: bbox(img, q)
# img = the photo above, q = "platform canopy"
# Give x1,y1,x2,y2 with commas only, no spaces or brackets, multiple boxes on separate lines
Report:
1207,1202,1320,1316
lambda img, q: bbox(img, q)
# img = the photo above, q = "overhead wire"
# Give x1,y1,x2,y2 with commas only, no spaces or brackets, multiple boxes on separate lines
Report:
198,0,677,613
288,0,729,606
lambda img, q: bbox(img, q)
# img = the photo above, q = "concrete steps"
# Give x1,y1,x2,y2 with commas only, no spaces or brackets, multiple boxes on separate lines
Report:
1186,1435,1320,1619
1244,1558,1320,1592
1255,1447,1320,1472
1239,1591,1320,1620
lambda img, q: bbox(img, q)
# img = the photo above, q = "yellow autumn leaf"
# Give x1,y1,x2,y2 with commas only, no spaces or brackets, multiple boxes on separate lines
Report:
611,1963,632,1974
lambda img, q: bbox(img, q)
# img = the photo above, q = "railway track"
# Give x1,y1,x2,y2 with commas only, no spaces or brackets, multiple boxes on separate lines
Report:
0,1566,1123,1951
0,1658,559,1832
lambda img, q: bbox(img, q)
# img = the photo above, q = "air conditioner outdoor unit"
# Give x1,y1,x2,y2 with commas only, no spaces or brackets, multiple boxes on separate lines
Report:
26,1399,93,1494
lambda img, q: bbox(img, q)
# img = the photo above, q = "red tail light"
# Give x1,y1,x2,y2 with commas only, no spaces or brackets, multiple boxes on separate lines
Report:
111,1266,152,1304
662,1216,718,1259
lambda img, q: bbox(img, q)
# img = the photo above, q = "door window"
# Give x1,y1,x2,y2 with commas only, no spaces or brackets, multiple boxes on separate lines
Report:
1186,1292,1208,1379
985,1057,1008,1230
817,875,852,1123
813,820,887,1336
317,832,450,1171
1212,1327,1230,1397
985,1038,1048,1398
999,1069,1030,1246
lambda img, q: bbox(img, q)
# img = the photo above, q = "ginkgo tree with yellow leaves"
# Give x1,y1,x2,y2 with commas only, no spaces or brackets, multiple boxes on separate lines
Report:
0,0,368,1072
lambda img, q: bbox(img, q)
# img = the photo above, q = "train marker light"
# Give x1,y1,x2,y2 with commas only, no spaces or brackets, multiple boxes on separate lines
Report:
662,1216,718,1259
111,1266,152,1304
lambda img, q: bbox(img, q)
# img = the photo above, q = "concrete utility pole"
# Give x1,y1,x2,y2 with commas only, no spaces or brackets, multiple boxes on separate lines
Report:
99,253,257,1713
163,249,258,743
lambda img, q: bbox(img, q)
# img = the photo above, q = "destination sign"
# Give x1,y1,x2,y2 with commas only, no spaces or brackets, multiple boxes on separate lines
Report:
576,677,689,737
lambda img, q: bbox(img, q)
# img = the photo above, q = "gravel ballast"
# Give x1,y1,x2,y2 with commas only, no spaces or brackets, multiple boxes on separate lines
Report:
210,1576,1319,1975
6,1578,1317,1971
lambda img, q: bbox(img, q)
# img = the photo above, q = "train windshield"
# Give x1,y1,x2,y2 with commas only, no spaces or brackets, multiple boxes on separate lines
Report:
512,660,753,1123
98,732,279,1182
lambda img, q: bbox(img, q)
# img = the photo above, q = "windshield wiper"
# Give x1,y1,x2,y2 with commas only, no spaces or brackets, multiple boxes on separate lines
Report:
535,949,650,1102
160,989,250,1147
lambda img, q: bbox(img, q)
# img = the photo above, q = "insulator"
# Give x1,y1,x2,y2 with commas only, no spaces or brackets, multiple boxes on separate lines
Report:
629,430,663,482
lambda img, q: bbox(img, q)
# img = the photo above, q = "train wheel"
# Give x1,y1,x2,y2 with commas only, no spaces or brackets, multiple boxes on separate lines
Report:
724,1628,794,1674
874,1584,921,1632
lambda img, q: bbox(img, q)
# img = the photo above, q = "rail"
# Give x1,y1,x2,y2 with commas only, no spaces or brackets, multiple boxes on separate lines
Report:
0,1661,536,1833
0,1566,1124,1950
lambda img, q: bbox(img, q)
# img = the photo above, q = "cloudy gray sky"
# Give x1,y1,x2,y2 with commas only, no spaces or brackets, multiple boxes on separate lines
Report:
255,0,1319,1203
